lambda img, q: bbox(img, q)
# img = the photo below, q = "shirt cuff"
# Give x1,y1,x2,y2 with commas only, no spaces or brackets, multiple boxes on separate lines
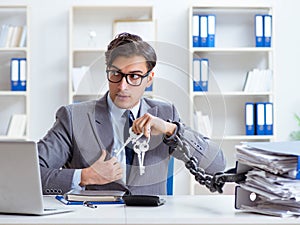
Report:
71,169,84,190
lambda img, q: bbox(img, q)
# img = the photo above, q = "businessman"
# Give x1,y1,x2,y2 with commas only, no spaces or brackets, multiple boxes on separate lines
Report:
38,32,226,195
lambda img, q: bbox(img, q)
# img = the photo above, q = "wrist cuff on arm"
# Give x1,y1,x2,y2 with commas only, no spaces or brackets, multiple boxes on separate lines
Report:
163,121,183,148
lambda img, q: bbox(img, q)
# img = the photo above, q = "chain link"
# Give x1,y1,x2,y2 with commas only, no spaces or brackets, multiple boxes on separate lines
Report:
171,135,246,193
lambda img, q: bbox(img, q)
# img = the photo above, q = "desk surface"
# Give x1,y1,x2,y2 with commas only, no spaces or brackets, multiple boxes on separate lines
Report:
0,195,299,225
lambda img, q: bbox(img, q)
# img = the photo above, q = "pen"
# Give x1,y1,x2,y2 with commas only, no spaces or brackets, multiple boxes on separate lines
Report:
83,201,97,208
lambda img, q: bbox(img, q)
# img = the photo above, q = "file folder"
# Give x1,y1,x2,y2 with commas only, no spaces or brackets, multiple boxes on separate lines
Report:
235,141,300,217
200,58,209,91
199,15,208,47
192,15,200,47
207,14,215,47
255,102,265,135
19,58,26,91
255,15,264,47
263,15,272,47
193,58,209,92
10,58,19,91
245,102,255,135
10,58,26,91
264,102,273,135
193,58,201,91
145,83,153,92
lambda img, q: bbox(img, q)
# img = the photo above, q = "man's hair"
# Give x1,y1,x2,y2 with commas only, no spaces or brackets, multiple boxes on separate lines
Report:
105,32,157,71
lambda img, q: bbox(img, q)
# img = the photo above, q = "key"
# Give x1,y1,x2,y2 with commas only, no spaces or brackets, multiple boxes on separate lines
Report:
129,128,144,144
114,128,143,156
133,141,145,175
140,141,149,164
139,140,149,175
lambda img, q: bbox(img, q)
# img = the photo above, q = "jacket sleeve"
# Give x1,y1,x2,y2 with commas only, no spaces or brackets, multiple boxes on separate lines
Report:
164,105,226,175
37,106,76,194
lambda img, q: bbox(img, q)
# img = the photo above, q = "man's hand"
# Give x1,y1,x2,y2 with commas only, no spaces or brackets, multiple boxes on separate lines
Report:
132,113,177,138
80,150,123,186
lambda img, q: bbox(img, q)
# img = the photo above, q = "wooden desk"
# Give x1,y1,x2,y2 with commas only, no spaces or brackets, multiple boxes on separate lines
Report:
0,195,299,225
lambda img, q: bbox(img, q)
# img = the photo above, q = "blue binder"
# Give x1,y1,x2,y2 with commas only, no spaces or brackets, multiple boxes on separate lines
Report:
199,58,209,91
192,14,200,47
255,102,265,135
255,15,264,47
145,83,153,92
10,58,19,91
263,15,272,47
245,102,255,135
199,15,208,47
264,102,273,135
207,14,215,47
19,58,27,91
193,58,201,91
10,58,26,91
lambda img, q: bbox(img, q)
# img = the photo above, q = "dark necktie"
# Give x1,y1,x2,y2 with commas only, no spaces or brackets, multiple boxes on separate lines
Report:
124,110,134,166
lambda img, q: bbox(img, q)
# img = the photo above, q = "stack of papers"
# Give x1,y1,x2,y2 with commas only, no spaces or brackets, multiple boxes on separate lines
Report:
235,141,300,217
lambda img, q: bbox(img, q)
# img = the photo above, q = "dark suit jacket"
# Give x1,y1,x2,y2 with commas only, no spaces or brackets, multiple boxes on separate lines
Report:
38,93,226,195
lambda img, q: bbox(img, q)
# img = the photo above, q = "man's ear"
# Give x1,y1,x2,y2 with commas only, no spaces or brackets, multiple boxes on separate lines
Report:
146,71,154,87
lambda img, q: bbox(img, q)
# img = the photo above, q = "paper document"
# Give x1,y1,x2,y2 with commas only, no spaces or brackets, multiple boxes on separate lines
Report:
235,141,300,217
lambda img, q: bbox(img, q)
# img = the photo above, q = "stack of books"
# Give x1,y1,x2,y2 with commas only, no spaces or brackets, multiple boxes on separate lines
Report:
235,141,300,217
56,190,125,205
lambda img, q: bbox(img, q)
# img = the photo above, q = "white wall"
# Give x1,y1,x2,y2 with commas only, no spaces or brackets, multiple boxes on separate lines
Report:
1,0,300,194
274,0,300,141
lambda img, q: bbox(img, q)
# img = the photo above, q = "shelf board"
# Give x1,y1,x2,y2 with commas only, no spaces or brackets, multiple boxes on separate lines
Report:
0,136,27,141
0,91,28,96
73,48,106,53
191,1,273,10
0,47,27,52
192,91,272,97
191,47,272,53
212,135,274,140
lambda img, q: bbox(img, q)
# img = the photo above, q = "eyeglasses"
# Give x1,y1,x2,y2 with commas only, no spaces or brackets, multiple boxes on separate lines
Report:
106,69,151,86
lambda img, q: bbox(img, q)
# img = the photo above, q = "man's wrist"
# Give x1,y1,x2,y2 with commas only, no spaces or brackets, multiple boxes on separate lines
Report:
165,122,177,137
79,168,89,187
163,121,182,148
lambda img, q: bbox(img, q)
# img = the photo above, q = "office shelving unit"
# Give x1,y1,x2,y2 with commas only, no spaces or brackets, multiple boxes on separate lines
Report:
0,5,29,140
188,1,275,194
69,5,155,103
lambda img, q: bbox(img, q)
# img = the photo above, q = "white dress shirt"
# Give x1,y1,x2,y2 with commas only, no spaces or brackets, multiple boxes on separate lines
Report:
71,93,140,190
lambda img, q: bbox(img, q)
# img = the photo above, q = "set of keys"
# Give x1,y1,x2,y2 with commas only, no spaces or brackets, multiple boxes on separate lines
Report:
114,128,150,175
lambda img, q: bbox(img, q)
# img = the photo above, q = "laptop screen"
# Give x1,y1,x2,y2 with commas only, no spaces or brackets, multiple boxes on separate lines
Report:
0,141,45,214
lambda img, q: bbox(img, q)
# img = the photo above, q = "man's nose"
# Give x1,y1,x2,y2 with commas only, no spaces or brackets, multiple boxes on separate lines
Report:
118,76,129,90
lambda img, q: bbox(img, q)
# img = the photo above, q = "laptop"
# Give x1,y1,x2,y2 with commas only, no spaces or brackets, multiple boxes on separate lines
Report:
0,141,73,215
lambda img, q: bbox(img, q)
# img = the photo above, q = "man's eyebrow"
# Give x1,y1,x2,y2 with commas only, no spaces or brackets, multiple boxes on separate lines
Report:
128,70,143,74
110,65,144,74
110,65,121,71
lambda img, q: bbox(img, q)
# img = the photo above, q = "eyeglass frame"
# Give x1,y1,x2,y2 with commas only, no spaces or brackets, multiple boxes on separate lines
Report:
106,68,152,87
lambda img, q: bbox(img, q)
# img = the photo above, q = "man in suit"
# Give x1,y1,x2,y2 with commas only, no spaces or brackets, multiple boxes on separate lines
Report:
38,32,226,195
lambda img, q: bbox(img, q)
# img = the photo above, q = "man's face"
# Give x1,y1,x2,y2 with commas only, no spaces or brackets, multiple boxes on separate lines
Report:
108,55,154,109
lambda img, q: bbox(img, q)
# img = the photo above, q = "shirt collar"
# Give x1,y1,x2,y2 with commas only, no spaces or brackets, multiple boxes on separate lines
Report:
107,92,140,119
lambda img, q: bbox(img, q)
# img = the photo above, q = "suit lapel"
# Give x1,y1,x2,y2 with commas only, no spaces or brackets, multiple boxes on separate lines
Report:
93,94,114,155
88,94,128,190
139,98,158,117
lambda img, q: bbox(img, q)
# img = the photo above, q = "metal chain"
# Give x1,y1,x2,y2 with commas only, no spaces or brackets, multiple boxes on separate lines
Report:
172,135,246,193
